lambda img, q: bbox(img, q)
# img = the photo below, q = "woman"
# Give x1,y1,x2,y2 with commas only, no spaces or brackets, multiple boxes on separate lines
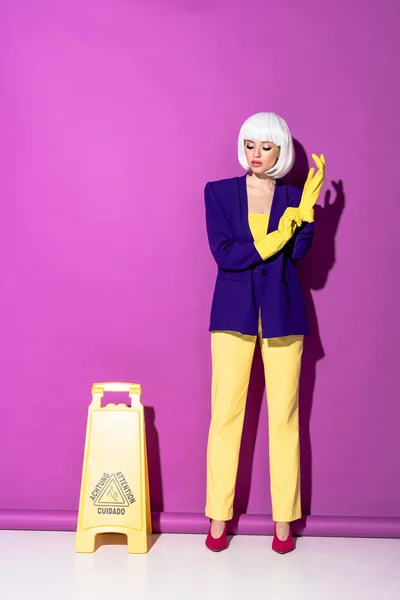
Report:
204,112,325,553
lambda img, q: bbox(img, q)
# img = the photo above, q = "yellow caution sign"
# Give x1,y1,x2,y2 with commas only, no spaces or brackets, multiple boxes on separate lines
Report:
75,382,152,553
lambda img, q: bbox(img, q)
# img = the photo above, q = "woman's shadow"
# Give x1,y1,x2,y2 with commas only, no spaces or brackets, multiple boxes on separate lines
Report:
233,140,345,531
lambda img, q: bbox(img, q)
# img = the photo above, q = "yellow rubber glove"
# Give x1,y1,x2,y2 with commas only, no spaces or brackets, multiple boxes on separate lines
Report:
299,153,326,222
280,208,302,232
254,208,302,260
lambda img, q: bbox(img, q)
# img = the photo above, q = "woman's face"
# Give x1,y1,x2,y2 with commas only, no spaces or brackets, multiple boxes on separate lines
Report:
244,139,280,175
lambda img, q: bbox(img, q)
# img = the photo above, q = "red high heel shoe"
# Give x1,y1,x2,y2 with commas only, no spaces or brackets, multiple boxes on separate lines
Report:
272,523,295,554
205,522,228,552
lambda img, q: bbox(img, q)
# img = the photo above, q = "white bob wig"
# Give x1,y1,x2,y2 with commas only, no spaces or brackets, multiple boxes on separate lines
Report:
238,112,295,179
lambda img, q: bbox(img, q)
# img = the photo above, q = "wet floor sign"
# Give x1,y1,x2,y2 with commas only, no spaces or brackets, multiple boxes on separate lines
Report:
75,383,151,553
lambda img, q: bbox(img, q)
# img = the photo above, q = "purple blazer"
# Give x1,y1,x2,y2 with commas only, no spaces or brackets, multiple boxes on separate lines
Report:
205,175,314,338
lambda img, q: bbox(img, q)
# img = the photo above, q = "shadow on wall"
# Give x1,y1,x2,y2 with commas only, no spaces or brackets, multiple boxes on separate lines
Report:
144,406,163,514
233,139,346,526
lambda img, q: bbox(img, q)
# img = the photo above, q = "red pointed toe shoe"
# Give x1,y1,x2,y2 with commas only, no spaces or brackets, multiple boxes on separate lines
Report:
272,524,295,554
205,522,228,552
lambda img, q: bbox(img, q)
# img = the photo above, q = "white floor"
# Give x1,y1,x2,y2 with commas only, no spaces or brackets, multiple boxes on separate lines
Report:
0,531,399,600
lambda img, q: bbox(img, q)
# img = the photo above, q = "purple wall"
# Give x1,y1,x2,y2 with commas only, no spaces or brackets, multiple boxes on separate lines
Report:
1,0,399,524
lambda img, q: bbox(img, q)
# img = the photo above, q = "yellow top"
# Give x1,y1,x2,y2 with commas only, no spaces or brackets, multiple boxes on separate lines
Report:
248,213,270,242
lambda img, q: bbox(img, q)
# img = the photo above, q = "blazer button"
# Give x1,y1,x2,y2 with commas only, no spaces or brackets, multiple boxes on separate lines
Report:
262,269,267,276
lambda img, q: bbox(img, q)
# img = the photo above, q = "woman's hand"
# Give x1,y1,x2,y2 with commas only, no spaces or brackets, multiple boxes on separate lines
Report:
299,153,326,221
278,208,302,240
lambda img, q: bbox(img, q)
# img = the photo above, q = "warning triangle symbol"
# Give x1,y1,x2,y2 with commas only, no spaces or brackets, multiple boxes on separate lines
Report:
94,474,130,507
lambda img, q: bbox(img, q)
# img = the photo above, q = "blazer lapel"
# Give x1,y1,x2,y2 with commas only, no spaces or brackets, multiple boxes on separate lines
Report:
238,174,252,240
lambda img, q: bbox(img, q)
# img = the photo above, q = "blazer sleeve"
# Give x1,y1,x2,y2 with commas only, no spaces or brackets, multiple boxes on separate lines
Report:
204,181,263,271
286,185,314,261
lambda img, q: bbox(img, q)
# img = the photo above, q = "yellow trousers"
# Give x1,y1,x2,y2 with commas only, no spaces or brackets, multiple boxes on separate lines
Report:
206,319,304,523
